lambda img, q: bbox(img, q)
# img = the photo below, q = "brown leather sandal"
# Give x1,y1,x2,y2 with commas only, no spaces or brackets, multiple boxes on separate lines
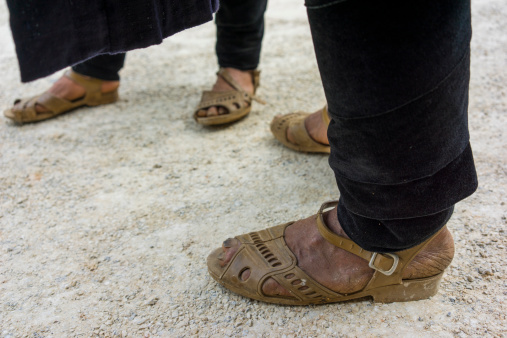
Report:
4,70,119,124
194,68,265,126
207,200,448,305
270,106,331,154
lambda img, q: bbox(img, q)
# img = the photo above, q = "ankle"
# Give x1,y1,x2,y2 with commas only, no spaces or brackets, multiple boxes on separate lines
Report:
327,209,454,280
304,110,329,145
101,80,120,94
220,68,255,89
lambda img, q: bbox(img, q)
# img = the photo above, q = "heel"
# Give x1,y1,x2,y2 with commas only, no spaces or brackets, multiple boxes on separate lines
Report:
88,90,119,106
370,273,443,303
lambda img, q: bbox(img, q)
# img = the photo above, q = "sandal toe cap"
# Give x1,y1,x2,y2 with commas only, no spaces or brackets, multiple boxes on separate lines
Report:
3,108,23,123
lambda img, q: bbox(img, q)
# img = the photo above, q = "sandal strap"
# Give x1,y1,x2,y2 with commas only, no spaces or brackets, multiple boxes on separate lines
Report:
270,112,331,154
36,91,75,114
64,70,103,93
64,70,106,103
316,200,445,288
196,90,247,112
217,68,266,104
232,223,342,302
287,117,317,148
316,201,398,274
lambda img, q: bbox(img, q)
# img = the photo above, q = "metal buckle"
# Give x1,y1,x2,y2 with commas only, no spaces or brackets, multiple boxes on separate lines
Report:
368,252,399,276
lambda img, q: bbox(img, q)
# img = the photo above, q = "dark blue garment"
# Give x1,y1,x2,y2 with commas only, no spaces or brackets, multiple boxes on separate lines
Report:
7,0,219,82
306,0,477,252
70,0,268,81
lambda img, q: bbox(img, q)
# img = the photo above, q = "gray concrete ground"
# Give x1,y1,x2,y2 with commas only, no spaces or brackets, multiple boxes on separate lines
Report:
0,0,506,337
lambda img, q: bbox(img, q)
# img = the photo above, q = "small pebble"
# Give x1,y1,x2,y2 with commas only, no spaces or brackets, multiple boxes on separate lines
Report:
135,318,148,325
478,268,494,276
146,297,159,306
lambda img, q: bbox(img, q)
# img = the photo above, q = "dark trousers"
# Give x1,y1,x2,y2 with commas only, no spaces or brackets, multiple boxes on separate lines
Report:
72,0,268,80
307,0,477,252
72,54,126,81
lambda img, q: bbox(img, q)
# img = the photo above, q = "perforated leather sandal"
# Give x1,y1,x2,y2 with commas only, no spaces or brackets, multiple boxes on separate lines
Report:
4,70,119,124
194,68,265,126
207,200,448,305
270,106,331,154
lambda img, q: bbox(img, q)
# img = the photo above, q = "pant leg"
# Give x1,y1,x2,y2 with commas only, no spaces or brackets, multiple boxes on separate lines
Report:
72,53,126,81
306,0,478,252
215,0,268,70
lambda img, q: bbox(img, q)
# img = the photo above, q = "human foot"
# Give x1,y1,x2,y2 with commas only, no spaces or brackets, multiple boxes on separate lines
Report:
270,107,330,153
196,68,256,118
193,68,264,126
5,70,120,124
209,202,454,304
286,107,329,146
16,73,119,114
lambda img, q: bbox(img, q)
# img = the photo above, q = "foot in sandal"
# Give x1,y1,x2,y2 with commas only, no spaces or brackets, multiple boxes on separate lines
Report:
270,106,330,153
4,70,119,124
207,201,455,305
194,67,265,125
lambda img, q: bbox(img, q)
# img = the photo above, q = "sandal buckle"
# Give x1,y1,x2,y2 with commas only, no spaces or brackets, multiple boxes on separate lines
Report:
369,252,399,276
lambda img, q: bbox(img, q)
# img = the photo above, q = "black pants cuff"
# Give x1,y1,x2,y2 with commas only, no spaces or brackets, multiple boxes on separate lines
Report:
72,53,126,81
337,202,454,253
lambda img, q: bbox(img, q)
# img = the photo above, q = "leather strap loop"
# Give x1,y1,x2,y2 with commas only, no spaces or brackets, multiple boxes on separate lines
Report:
64,70,103,93
316,200,398,274
217,68,266,104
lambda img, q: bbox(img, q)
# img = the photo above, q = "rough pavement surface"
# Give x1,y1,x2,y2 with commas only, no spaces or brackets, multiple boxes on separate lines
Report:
0,0,505,337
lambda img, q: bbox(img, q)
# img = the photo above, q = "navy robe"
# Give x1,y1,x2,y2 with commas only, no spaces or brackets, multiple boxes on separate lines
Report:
7,0,219,82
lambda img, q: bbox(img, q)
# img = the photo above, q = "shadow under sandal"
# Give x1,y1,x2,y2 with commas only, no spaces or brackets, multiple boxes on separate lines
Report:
193,68,265,126
207,200,448,305
270,106,330,154
4,70,119,124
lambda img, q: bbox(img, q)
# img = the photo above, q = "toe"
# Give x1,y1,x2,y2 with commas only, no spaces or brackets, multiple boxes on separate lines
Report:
207,237,242,277
217,107,228,115
222,238,237,248
207,107,219,117
35,103,49,114
11,101,23,112
239,268,251,281
207,247,227,277
221,238,241,267
262,278,292,297
196,109,207,117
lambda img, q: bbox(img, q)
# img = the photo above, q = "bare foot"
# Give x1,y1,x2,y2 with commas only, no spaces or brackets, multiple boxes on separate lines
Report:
12,72,119,114
219,206,454,297
285,107,329,146
196,68,255,117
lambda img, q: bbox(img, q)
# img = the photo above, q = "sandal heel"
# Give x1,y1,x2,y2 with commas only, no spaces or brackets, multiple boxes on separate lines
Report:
370,273,443,303
87,90,119,106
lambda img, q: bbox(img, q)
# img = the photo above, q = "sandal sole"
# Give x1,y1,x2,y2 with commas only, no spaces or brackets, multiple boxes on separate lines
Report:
208,249,443,305
195,107,251,126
